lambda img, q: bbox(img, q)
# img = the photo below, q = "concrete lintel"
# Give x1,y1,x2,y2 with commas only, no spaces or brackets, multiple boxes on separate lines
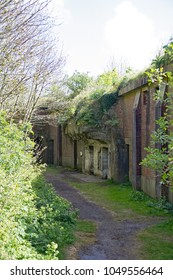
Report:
119,76,148,96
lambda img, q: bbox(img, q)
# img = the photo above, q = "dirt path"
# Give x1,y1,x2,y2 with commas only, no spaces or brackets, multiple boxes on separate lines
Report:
45,169,157,260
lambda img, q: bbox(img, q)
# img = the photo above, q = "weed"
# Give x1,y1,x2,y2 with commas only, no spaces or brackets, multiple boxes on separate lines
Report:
147,198,173,214
130,190,149,201
76,220,97,233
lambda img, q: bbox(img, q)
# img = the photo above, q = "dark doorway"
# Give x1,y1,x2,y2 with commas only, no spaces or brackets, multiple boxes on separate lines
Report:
135,95,142,189
118,142,129,182
47,139,54,165
125,144,130,181
132,92,142,190
74,140,77,169
89,145,94,174
58,125,62,165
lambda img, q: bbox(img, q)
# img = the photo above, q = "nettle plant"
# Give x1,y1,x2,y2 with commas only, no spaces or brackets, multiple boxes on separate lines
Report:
141,39,173,188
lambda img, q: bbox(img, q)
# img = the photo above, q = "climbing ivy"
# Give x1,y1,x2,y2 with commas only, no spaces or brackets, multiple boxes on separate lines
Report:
66,69,120,127
38,66,137,129
141,39,173,189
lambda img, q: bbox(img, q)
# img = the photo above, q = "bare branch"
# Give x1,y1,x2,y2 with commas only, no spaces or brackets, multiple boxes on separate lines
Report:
0,0,65,121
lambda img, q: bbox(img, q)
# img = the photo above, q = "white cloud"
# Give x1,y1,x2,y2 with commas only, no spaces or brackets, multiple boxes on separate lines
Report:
104,1,158,70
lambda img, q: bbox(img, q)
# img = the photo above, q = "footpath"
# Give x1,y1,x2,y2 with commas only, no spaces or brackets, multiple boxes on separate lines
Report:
45,168,158,260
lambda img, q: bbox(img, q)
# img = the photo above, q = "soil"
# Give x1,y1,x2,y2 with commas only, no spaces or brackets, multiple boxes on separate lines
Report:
45,168,161,260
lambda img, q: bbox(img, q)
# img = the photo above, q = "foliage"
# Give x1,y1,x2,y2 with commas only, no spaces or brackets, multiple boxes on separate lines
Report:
30,176,78,259
0,112,77,259
146,198,173,214
70,85,118,127
141,39,173,188
131,190,173,214
97,68,119,86
151,37,173,68
0,111,39,259
65,71,93,98
130,190,148,201
37,68,121,127
37,67,131,128
104,118,119,127
64,69,120,127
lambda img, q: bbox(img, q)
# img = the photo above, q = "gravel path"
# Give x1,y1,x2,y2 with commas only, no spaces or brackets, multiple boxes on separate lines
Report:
45,170,157,260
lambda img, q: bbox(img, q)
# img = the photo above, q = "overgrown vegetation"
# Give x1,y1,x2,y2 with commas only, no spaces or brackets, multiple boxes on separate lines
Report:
0,113,77,259
141,38,173,188
38,68,126,127
0,1,75,260
1,0,173,260
29,176,77,259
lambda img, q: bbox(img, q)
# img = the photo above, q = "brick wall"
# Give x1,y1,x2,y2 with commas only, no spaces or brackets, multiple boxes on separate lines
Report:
117,83,160,198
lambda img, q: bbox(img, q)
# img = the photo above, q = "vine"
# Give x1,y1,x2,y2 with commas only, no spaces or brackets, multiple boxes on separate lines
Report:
141,39,173,189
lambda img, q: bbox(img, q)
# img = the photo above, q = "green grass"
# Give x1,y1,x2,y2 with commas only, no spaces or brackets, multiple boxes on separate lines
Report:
46,166,173,259
139,219,173,259
76,219,97,233
69,180,172,219
63,219,97,259
68,176,173,259
45,165,63,175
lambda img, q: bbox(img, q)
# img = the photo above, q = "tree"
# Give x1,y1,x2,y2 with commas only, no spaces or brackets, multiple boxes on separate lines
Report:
65,71,93,98
63,68,120,127
96,68,120,87
36,68,121,127
0,0,65,122
141,39,173,189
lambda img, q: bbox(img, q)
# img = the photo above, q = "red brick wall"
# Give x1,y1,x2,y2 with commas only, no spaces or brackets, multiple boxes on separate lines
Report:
115,85,158,197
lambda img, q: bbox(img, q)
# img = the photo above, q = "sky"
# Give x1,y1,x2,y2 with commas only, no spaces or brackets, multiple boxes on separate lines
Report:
49,0,173,76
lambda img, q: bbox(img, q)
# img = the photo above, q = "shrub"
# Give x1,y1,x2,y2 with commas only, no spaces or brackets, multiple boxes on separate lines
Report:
0,112,77,259
29,176,78,259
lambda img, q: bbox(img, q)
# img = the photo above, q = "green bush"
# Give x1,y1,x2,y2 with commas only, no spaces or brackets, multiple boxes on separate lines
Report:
146,198,173,214
29,176,77,259
130,190,148,201
0,112,77,259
